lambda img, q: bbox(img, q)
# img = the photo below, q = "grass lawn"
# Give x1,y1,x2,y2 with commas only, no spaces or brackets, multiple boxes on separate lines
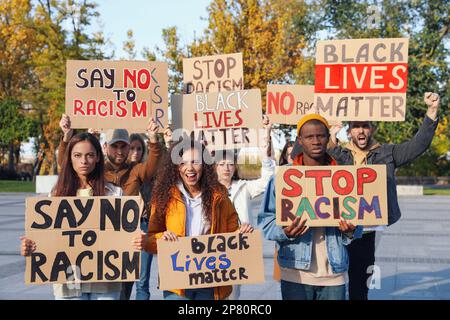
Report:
424,187,450,196
0,180,35,193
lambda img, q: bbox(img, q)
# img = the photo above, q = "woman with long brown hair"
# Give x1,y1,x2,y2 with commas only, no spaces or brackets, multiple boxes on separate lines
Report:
133,139,254,300
20,132,125,300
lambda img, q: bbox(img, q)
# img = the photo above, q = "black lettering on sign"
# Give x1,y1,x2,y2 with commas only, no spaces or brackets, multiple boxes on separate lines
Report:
50,251,71,282
239,233,250,250
239,267,248,279
76,251,94,281
31,200,53,229
122,200,140,232
76,68,89,88
82,230,97,247
30,253,48,283
104,250,120,280
191,238,205,254
74,199,94,226
100,198,121,231
121,251,140,280
61,230,82,247
54,200,77,229
97,251,104,281
216,235,226,252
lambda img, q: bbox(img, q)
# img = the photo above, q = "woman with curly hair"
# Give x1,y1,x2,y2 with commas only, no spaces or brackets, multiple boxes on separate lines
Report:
133,139,254,300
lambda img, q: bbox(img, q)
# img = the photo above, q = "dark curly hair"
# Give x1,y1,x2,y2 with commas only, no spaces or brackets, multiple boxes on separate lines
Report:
151,139,226,224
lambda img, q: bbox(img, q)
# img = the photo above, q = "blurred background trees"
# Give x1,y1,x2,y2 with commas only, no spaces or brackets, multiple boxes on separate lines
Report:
0,0,448,177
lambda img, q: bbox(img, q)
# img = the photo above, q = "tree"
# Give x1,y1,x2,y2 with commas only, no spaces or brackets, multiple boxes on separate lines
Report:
123,29,137,60
0,0,38,171
0,99,35,171
318,0,449,175
25,0,109,174
157,0,318,98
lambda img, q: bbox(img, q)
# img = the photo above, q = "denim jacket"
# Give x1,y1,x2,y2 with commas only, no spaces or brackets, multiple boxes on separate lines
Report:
257,176,363,274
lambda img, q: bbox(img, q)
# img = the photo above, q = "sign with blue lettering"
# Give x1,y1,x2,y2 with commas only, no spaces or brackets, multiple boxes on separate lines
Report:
157,231,265,290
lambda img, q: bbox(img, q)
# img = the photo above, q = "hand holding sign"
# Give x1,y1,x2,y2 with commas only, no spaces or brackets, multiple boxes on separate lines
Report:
239,223,254,234
147,119,159,143
132,231,148,251
283,217,309,238
162,230,178,242
59,114,74,143
87,128,101,140
20,236,36,256
424,92,440,121
338,219,356,234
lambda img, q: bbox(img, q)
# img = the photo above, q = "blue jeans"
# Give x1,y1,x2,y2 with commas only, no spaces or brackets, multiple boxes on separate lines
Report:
163,288,215,300
55,292,120,300
135,218,153,300
281,280,346,300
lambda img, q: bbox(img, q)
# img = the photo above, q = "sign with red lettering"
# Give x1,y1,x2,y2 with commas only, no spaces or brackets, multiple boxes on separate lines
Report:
65,60,168,130
314,38,409,121
157,231,265,290
183,53,244,94
275,165,388,227
171,89,263,149
266,85,315,124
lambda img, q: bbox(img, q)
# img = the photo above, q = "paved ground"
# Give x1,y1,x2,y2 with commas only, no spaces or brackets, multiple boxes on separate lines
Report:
0,192,449,300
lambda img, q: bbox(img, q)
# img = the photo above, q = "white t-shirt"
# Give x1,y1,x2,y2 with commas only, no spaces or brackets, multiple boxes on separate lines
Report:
177,182,210,236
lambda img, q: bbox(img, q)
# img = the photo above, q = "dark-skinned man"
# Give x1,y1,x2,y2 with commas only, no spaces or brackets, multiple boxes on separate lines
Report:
258,114,362,300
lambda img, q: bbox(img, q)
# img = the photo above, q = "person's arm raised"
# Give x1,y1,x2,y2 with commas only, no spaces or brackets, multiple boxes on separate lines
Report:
392,92,440,167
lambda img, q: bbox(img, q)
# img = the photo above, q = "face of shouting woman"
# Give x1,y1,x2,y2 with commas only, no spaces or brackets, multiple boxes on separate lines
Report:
178,148,203,196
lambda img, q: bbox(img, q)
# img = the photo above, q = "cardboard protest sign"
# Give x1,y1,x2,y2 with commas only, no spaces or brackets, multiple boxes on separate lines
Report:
314,38,409,121
266,85,315,125
171,89,263,149
65,60,168,130
25,196,143,285
275,165,388,227
157,231,265,290
183,53,244,94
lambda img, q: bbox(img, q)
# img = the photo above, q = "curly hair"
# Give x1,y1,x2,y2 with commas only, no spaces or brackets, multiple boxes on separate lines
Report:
151,139,226,224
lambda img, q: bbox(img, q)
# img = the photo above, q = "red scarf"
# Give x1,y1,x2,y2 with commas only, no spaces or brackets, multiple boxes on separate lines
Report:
293,153,337,166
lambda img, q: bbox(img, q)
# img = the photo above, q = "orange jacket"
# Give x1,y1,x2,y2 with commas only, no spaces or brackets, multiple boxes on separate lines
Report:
146,186,240,300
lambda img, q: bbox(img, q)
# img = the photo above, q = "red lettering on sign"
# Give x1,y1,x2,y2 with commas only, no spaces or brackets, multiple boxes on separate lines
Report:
305,170,332,196
315,63,408,93
281,169,303,197
332,170,355,195
357,168,377,195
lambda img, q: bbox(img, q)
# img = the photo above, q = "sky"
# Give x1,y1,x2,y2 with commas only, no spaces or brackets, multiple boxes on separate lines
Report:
93,0,212,59
22,0,212,159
